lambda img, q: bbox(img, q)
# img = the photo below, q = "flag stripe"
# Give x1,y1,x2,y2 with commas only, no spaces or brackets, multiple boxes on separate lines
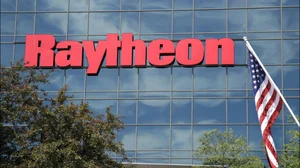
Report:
247,50,282,168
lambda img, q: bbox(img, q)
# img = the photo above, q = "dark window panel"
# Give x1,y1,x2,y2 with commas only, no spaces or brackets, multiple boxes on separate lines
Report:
194,10,226,32
17,14,34,35
141,0,172,10
137,126,170,150
228,99,246,123
1,0,16,11
1,14,15,35
193,99,226,124
138,100,170,124
172,99,191,124
141,12,172,33
18,0,35,11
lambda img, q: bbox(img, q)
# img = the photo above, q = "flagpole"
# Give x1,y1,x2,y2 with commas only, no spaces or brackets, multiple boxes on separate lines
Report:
243,36,300,127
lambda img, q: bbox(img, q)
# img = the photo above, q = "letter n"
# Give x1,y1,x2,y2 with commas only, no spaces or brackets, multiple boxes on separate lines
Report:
205,38,234,66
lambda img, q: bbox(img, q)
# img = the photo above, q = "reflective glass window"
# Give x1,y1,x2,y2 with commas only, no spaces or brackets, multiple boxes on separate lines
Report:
90,0,120,10
122,0,139,10
174,11,192,33
195,0,226,8
118,126,136,150
89,13,120,35
18,0,35,11
141,12,172,33
1,0,16,11
174,0,192,9
141,0,172,10
138,100,170,124
194,67,226,90
70,0,89,11
66,69,85,92
228,0,246,8
283,40,300,64
120,68,138,90
87,100,117,116
228,99,246,123
1,44,13,67
248,9,281,31
86,68,118,91
194,10,226,32
172,99,191,124
37,0,68,11
68,13,88,34
1,14,15,35
173,67,192,91
172,126,191,150
36,13,67,34
283,66,299,89
122,12,139,34
139,68,171,91
137,126,170,150
248,40,281,64
228,67,246,89
17,14,34,35
194,99,226,124
118,100,136,124
228,10,246,32
248,0,281,7
283,8,300,30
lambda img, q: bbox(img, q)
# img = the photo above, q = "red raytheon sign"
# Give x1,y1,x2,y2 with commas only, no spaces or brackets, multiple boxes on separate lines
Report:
24,33,234,75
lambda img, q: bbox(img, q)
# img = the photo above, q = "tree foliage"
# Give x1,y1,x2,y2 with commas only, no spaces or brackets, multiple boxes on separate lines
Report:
194,129,264,168
279,117,300,168
1,62,130,168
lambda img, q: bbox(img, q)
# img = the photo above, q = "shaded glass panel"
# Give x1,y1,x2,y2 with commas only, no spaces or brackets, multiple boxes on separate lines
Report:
70,0,89,11
228,67,246,89
138,100,170,124
283,66,299,89
141,0,172,10
172,99,191,124
90,0,120,10
228,10,246,32
18,0,35,11
1,44,13,67
122,12,139,34
173,67,192,91
139,68,171,91
118,126,136,150
122,0,139,10
118,100,136,124
248,9,281,31
89,13,120,34
37,0,68,11
194,99,226,124
141,12,172,33
174,0,192,9
1,14,15,35
195,0,226,8
172,126,191,150
1,0,16,11
228,99,246,123
66,69,85,92
194,10,226,32
86,69,118,90
36,13,67,34
68,13,88,34
137,126,170,150
283,40,300,64
174,11,192,33
194,67,226,90
17,14,34,35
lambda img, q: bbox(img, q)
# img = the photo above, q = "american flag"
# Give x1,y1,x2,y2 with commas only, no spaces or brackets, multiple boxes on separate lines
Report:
248,50,283,168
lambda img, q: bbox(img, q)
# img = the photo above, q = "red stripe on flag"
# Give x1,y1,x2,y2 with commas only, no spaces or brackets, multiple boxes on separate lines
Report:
256,81,271,111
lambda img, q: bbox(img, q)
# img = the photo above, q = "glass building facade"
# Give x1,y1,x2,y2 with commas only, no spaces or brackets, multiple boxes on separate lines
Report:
1,0,299,166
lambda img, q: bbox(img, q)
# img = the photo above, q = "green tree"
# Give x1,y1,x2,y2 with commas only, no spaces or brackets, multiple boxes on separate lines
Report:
1,62,131,168
194,129,264,168
279,117,300,168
